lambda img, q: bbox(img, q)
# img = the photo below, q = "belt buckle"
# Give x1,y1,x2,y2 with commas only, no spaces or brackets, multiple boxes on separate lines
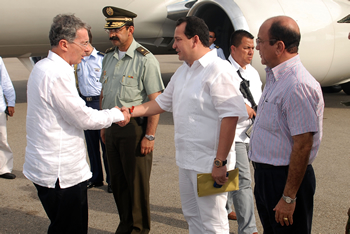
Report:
86,97,92,101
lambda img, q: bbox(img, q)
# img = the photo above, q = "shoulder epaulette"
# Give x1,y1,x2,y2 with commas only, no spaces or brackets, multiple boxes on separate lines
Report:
97,51,105,56
136,46,150,56
105,47,116,54
215,45,220,49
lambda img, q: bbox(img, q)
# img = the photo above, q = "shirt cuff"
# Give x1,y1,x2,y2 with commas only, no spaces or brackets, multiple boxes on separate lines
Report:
110,107,125,122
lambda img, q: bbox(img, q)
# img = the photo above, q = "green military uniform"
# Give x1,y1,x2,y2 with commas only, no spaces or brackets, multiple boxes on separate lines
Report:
101,6,164,233
101,39,163,109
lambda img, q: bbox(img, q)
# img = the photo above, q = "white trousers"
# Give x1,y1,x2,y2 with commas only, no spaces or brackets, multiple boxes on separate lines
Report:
0,112,13,174
179,167,229,234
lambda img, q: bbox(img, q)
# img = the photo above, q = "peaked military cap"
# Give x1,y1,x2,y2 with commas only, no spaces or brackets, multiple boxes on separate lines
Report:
102,6,137,29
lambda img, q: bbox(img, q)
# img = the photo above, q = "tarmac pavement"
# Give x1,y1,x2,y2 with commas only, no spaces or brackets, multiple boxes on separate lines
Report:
0,55,349,233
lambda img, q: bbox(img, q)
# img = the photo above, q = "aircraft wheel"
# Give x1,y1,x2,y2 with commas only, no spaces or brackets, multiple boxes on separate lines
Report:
341,82,350,95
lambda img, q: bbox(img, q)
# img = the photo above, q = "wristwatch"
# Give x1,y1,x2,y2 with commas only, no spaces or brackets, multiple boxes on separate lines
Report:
213,158,227,168
282,194,297,204
145,134,155,141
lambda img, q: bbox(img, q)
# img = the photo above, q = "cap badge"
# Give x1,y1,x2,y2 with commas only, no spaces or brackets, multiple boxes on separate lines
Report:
106,7,114,16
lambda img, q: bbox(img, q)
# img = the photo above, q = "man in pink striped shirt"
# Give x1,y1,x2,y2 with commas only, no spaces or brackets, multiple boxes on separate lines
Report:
249,16,324,234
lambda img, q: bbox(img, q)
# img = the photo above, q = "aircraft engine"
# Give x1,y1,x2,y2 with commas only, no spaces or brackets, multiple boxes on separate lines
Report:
187,0,350,94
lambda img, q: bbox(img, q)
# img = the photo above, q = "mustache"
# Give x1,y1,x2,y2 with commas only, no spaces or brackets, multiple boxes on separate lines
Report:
109,36,119,41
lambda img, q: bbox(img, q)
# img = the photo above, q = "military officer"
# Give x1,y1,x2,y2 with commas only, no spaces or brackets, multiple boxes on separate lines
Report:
99,6,164,234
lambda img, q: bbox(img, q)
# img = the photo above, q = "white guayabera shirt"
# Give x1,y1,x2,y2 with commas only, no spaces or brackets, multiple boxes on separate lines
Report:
24,50,124,188
156,49,248,173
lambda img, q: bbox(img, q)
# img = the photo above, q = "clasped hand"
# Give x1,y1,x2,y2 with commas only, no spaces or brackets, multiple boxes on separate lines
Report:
115,106,131,127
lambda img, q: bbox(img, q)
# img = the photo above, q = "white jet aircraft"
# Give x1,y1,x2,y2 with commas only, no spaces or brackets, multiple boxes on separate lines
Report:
1,0,350,93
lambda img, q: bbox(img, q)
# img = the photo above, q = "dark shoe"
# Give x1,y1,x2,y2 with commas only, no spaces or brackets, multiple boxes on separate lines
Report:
87,181,103,189
107,184,113,193
228,211,237,220
0,173,16,179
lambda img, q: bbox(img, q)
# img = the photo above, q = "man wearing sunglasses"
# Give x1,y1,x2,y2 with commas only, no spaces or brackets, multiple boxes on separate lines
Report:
209,30,226,60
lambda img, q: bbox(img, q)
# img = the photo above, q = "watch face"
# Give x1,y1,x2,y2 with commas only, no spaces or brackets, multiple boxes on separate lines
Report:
145,135,155,141
214,160,221,167
286,197,292,203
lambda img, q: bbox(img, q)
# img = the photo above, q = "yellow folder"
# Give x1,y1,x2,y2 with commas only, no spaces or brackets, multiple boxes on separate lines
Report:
197,168,239,197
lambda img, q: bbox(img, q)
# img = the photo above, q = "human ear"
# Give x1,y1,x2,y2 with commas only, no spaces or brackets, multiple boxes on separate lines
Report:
192,35,200,48
230,45,236,54
275,41,285,56
59,39,69,52
128,26,135,35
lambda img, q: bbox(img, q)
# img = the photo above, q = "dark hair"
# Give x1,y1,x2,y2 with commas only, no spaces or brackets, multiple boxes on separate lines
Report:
122,21,134,34
88,29,92,44
124,21,134,28
268,20,300,53
230,29,254,47
49,14,90,47
176,16,210,47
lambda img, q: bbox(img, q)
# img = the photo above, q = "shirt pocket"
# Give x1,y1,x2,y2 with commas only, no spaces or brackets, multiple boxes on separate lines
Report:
119,75,140,102
90,68,102,83
258,102,279,131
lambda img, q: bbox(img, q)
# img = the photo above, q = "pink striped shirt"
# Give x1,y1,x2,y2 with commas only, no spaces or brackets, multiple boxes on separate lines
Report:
249,55,324,166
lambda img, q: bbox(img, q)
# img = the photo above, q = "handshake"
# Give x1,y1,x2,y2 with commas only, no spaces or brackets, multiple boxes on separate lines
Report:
115,106,134,127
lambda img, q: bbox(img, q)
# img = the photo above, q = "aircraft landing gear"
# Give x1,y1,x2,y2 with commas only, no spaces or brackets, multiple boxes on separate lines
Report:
341,81,350,95
321,85,342,93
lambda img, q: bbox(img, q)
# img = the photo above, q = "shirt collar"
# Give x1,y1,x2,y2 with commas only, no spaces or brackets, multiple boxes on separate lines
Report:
228,55,241,71
48,50,74,72
118,39,136,59
266,54,300,82
82,48,97,62
228,55,251,74
113,39,137,60
190,49,217,68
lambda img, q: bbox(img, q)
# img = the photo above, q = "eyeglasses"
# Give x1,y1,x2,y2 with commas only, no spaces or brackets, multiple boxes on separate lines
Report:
256,38,277,45
105,26,126,34
72,41,90,49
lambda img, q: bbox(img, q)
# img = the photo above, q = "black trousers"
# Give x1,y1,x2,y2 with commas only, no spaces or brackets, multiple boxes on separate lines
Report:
34,180,88,234
81,95,109,184
253,163,315,234
105,118,152,234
